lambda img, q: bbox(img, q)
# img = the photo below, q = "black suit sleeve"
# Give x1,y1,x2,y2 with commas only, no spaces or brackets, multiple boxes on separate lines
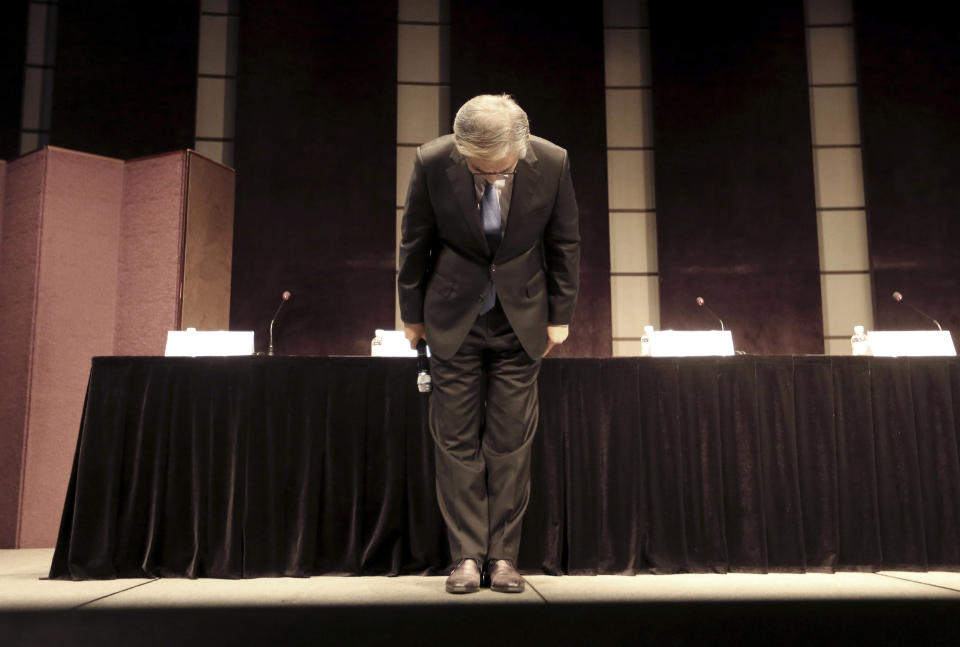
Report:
543,150,580,325
397,147,437,324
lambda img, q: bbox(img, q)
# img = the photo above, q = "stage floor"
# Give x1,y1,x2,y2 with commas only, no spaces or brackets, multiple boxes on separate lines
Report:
4,549,960,645
5,549,960,608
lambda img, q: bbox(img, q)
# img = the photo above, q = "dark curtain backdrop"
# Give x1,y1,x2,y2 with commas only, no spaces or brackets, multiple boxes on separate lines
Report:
231,1,398,356
51,0,198,159
0,1,28,160
50,356,960,579
650,3,823,354
450,1,612,357
856,4,960,334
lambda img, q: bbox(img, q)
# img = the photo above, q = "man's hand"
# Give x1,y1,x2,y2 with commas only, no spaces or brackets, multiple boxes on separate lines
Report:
543,325,569,356
404,323,426,350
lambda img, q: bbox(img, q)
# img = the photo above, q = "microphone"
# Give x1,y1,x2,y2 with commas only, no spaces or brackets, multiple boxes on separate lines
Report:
267,290,292,356
892,291,941,330
695,296,725,331
416,339,432,393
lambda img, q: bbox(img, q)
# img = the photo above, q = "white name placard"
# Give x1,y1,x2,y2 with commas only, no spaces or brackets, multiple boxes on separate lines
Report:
649,330,735,357
866,330,956,357
371,329,427,357
165,329,255,357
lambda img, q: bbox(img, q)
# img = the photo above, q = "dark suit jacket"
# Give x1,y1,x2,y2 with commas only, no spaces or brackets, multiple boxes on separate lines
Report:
398,134,580,360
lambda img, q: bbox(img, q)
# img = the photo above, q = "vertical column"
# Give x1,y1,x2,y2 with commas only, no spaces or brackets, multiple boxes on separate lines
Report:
395,0,451,329
195,0,238,166
806,0,872,354
604,0,657,356
20,0,57,154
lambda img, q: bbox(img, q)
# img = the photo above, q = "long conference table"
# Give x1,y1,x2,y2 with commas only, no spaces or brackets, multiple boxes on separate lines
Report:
50,355,960,579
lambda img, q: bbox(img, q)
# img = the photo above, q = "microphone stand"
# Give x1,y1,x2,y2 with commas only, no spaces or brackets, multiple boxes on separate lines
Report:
893,292,942,330
696,297,725,331
267,291,291,356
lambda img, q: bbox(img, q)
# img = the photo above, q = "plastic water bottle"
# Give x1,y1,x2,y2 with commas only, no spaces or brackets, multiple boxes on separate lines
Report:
640,325,654,357
850,325,870,356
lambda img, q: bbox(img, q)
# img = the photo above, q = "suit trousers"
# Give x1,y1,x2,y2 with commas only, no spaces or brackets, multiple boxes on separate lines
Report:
428,299,541,563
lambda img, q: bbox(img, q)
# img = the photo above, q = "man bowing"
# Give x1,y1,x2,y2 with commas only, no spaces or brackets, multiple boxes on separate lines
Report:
398,94,579,594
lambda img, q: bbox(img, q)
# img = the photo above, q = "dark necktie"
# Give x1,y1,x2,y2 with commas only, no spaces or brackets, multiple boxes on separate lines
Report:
480,181,501,314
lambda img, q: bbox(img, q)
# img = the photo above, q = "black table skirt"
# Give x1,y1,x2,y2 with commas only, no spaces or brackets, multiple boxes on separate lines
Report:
50,356,960,579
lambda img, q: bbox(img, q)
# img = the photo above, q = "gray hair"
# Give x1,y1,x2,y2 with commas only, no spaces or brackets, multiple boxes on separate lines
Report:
453,94,530,162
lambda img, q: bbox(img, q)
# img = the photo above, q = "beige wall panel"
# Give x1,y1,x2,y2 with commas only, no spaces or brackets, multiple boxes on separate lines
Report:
821,272,874,337
605,89,652,148
436,26,451,85
824,337,853,356
397,147,416,207
811,86,860,146
814,147,864,208
398,24,449,84
220,141,235,168
20,148,125,547
604,29,650,87
610,211,657,273
195,140,225,165
223,78,237,138
20,133,40,155
194,141,236,168
202,0,236,12
818,209,869,272
607,149,655,210
398,84,448,145
399,0,449,23
612,340,646,356
806,0,853,25
396,206,404,271
604,0,645,27
25,4,48,66
199,15,233,76
196,77,229,138
807,27,857,85
611,275,660,337
181,152,236,331
21,68,43,131
437,85,451,133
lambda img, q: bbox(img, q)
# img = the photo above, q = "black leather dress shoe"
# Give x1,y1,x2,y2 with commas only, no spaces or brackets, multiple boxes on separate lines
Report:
445,558,482,594
486,559,525,593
